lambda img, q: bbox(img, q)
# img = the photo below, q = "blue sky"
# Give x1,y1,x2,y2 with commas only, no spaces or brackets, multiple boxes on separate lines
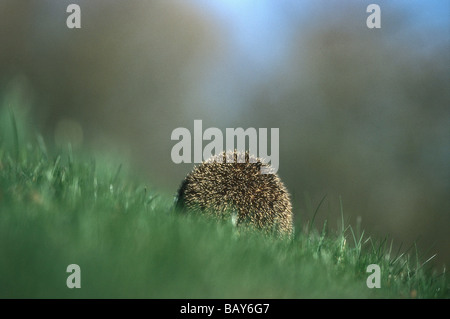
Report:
190,0,449,65
187,0,449,117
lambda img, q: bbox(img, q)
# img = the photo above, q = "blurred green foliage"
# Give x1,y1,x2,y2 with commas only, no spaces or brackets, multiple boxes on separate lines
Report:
0,105,447,298
0,1,448,266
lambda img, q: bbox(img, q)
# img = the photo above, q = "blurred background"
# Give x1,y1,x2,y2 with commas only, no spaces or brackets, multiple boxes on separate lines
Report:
1,0,449,266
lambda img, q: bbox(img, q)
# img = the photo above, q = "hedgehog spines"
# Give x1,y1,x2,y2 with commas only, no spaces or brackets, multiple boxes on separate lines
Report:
175,150,293,237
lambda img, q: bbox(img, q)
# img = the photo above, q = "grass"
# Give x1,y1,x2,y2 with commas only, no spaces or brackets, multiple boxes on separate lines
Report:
0,107,448,298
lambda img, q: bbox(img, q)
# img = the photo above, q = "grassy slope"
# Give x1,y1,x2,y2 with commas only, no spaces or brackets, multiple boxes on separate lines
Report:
0,110,448,298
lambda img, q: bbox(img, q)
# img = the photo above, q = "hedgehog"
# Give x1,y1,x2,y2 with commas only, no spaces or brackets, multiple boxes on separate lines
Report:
175,150,293,237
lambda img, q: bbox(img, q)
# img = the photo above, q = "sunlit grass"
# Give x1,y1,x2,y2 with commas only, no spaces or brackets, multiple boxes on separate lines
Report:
0,108,447,298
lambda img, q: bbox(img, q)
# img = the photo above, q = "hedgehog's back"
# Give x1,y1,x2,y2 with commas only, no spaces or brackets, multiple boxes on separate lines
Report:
176,151,293,236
